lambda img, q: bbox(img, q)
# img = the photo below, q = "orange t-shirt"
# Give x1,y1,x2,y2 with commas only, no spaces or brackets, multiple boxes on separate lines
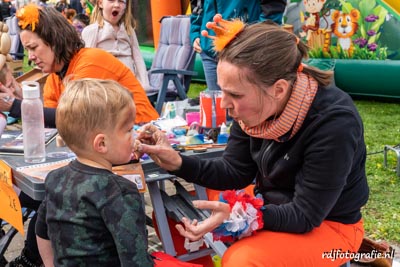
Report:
43,48,159,124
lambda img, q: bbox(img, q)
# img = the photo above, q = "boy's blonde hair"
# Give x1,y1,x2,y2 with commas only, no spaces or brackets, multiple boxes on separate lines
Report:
56,78,135,151
91,0,135,35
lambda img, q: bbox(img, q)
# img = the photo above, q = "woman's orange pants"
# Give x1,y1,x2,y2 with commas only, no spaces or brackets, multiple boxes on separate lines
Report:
221,219,364,267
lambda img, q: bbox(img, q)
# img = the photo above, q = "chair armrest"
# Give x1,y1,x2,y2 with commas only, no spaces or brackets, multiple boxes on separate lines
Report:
9,53,25,57
148,68,197,76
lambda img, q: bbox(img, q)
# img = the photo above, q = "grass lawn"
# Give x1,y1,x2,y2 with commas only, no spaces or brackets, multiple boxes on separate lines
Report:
355,100,400,245
189,83,400,245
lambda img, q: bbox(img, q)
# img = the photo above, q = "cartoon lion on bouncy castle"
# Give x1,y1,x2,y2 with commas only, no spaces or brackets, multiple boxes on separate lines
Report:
331,9,360,57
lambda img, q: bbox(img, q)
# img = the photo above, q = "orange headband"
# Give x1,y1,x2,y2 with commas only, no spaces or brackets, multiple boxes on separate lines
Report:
201,14,245,52
16,4,41,32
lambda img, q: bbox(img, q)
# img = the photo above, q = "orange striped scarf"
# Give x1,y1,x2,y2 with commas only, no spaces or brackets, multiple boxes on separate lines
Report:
239,73,318,142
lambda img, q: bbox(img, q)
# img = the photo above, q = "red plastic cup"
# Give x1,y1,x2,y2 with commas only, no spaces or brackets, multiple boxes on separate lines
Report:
199,91,226,128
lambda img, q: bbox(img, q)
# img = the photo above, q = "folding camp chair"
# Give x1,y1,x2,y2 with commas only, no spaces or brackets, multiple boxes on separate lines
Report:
146,15,197,115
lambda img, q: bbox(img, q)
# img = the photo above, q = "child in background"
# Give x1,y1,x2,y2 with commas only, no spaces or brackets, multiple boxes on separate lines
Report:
35,78,154,266
65,8,77,24
0,63,21,126
0,63,22,99
55,0,70,13
81,0,149,90
72,13,90,36
0,63,17,138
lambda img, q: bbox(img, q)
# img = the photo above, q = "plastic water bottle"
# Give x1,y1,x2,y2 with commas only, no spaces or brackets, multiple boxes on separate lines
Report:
21,81,46,163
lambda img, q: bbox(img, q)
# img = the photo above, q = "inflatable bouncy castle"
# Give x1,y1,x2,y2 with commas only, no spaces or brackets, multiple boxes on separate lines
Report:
135,0,400,99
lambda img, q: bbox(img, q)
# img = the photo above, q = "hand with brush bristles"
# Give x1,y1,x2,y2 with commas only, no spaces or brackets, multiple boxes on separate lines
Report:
136,123,182,171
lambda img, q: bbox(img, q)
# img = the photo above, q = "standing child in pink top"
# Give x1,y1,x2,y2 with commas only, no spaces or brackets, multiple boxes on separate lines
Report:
81,0,149,90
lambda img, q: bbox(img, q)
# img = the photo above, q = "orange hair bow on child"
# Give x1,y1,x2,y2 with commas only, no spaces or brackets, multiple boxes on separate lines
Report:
201,14,245,52
16,4,41,31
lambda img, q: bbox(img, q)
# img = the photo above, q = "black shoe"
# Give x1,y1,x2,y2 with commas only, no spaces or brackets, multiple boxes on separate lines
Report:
6,249,43,267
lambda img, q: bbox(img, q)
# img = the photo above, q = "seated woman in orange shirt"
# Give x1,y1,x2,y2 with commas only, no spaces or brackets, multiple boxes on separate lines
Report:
0,4,158,126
